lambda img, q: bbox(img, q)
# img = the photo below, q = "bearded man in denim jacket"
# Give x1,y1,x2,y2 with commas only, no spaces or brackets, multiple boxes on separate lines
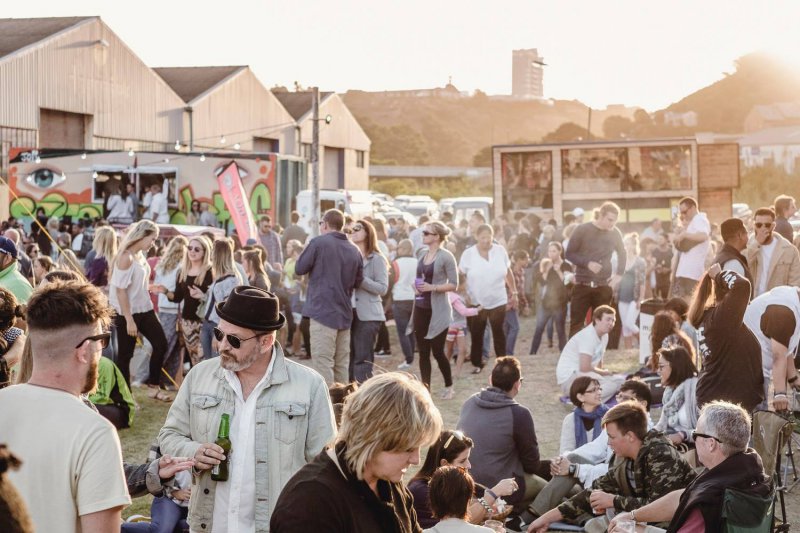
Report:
159,287,336,532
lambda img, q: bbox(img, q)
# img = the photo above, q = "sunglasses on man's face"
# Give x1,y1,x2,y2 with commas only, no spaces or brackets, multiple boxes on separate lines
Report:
213,327,266,349
75,332,111,350
754,222,774,229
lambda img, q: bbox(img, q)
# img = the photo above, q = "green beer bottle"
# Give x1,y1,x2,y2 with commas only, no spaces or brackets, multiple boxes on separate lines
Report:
211,414,232,481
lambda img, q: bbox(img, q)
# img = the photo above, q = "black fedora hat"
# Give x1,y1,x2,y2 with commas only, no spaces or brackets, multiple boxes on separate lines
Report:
215,286,286,332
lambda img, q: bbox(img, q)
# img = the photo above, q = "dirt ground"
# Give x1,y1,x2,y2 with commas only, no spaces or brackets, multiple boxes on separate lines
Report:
121,312,800,528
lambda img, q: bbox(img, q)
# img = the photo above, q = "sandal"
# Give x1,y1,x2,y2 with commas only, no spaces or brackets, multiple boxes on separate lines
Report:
154,390,174,402
439,387,455,400
471,367,483,375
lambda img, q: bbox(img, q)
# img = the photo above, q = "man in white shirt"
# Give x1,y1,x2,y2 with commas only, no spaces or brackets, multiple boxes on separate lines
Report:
148,181,171,224
556,305,624,403
671,197,710,299
745,206,800,297
0,280,131,533
159,286,336,532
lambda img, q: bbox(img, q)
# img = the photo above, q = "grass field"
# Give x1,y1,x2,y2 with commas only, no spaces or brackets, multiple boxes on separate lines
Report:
120,314,800,528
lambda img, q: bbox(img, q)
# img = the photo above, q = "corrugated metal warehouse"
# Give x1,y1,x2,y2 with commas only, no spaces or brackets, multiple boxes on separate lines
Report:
0,16,370,190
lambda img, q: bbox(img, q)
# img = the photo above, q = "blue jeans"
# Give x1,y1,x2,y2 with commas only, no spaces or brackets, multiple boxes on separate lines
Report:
159,311,182,380
504,309,520,355
530,307,567,354
121,495,189,533
349,315,382,383
392,300,415,363
200,320,218,360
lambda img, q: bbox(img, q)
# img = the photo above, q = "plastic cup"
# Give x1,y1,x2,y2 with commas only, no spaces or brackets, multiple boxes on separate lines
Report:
483,520,505,533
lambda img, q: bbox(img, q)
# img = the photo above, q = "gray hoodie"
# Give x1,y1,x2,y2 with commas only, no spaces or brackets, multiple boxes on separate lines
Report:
456,387,540,504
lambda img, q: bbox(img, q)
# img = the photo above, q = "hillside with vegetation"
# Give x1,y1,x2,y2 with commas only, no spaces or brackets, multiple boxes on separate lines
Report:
342,91,637,167
343,52,800,167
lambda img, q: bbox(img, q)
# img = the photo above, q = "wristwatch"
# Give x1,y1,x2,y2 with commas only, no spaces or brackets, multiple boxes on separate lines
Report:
568,463,577,476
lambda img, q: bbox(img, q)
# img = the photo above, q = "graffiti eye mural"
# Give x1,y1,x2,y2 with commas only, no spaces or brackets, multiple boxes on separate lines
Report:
25,168,67,189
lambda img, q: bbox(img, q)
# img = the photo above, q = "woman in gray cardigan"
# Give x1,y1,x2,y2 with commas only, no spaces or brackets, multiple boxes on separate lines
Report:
412,221,458,399
349,219,389,383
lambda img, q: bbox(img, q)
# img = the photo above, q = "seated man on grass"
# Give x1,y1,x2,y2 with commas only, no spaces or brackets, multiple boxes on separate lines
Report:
556,305,625,403
608,401,771,533
527,401,695,533
525,379,653,522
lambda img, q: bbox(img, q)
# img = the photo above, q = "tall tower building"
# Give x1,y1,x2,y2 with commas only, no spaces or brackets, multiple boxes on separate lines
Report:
512,48,544,99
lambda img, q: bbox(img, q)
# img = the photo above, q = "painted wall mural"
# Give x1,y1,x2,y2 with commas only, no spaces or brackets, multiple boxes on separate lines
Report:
6,149,276,226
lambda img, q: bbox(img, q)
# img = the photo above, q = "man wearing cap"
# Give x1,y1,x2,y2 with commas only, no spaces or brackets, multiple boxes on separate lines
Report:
158,286,337,532
0,235,33,303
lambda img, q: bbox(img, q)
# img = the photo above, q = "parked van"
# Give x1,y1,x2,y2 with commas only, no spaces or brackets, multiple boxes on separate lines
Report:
295,189,374,232
450,197,493,224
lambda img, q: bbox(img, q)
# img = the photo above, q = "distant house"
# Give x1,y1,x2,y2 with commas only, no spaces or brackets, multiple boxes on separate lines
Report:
743,102,800,133
663,111,698,127
369,165,491,189
739,125,800,173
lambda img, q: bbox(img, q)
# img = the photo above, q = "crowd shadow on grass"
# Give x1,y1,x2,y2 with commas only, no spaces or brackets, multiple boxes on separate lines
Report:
118,314,800,526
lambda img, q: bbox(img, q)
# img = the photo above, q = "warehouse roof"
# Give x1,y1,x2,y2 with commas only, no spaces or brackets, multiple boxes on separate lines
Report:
0,16,93,58
272,91,334,121
154,66,246,104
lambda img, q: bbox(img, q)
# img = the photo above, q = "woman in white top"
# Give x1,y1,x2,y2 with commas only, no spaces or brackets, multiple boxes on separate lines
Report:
392,239,418,369
459,224,517,373
106,184,133,225
109,220,169,397
151,236,187,386
423,466,493,533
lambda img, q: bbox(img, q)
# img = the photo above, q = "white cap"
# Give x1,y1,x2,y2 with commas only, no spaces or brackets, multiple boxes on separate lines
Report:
572,207,585,217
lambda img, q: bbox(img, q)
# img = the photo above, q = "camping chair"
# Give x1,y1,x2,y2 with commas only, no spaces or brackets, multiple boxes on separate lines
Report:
752,410,794,532
720,481,776,533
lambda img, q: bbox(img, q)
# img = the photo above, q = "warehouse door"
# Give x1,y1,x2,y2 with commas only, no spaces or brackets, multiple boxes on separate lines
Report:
39,109,88,149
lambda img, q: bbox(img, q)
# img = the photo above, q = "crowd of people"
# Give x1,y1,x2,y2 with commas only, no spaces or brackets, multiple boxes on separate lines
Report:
0,191,797,533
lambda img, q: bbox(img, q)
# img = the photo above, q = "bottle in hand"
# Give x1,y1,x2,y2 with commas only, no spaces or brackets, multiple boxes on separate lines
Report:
211,413,232,481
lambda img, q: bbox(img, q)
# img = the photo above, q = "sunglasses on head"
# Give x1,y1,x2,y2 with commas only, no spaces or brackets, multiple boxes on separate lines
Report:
212,327,266,349
443,430,465,449
75,332,111,349
754,222,773,229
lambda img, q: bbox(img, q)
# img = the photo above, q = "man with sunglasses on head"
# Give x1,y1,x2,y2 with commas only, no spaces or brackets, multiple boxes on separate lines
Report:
745,206,800,298
0,280,131,533
159,286,336,532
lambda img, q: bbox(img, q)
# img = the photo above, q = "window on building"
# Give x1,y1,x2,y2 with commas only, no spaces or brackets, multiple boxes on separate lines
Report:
356,150,365,168
302,143,312,161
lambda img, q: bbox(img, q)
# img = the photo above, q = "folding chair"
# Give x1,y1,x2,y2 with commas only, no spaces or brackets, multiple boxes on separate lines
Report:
752,410,794,532
720,481,775,533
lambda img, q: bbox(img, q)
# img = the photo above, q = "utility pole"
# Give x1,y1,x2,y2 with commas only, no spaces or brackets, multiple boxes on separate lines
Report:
311,87,320,237
586,107,592,140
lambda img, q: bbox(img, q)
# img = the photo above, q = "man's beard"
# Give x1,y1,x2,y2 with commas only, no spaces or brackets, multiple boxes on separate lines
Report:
82,356,99,395
219,347,262,372
761,232,774,245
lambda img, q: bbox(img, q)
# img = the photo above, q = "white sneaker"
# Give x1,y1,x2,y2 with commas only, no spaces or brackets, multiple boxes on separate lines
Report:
397,361,412,370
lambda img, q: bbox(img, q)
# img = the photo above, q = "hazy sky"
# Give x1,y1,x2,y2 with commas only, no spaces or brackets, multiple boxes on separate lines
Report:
7,0,800,110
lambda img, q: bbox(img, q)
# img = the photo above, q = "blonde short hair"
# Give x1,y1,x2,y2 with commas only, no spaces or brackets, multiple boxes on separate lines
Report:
336,372,442,479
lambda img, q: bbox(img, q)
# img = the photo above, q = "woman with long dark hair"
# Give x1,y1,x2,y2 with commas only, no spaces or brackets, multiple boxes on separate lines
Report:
687,264,763,412
647,310,695,372
109,220,169,396
409,429,519,528
654,346,699,446
348,219,389,383
413,221,458,398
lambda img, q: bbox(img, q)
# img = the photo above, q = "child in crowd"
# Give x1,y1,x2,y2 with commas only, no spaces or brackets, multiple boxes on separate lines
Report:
423,466,494,533
447,273,480,378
